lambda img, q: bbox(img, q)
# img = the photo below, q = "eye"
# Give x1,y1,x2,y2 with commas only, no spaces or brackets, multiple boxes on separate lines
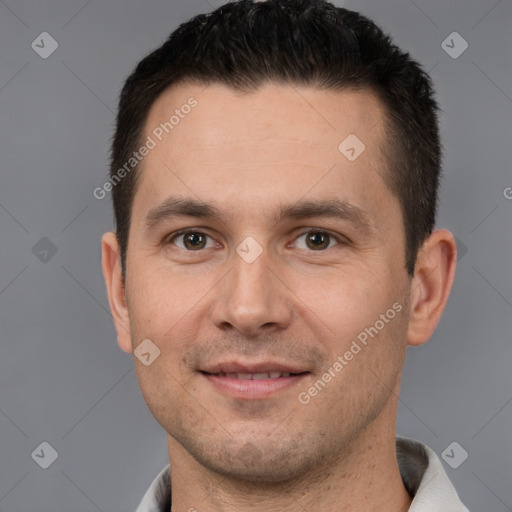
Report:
294,230,341,251
166,230,218,251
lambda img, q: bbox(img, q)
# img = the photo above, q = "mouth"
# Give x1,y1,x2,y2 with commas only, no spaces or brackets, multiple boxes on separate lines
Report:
199,364,310,399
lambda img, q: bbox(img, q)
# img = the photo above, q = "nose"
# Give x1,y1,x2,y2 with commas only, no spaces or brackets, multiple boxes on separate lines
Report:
210,246,292,336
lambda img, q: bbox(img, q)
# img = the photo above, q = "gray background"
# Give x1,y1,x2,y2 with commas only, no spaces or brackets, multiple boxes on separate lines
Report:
0,0,510,510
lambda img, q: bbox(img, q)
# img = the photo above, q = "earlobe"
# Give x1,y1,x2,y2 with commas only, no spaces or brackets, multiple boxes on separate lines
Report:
406,229,457,347
101,232,133,354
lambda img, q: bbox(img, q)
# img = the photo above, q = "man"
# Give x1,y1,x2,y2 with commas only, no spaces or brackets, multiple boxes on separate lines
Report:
101,1,469,510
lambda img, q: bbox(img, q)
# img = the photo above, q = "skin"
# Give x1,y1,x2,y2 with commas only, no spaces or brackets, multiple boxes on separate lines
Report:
102,82,457,512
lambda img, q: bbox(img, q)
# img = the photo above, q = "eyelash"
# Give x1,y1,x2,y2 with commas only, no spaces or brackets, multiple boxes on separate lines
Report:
163,228,347,252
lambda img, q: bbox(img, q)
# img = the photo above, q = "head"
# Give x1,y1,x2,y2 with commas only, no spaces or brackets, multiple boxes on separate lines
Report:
102,0,456,484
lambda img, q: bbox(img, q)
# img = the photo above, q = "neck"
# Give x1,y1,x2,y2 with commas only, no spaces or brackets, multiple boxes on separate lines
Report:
166,411,412,512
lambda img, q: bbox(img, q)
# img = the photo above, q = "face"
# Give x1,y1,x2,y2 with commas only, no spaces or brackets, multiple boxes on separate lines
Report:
118,83,413,482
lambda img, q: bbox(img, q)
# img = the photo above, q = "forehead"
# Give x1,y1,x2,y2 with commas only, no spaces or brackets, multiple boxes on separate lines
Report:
131,82,395,231
145,82,386,154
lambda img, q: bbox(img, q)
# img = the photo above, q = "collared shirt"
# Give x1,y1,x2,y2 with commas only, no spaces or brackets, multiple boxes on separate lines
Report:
135,437,470,511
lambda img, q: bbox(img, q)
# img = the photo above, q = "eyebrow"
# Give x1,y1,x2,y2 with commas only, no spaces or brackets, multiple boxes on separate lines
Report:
143,196,375,235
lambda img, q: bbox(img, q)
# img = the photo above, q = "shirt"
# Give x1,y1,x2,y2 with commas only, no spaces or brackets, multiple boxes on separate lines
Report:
135,437,470,511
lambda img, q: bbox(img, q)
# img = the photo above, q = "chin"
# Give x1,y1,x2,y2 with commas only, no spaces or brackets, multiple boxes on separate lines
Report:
184,433,321,484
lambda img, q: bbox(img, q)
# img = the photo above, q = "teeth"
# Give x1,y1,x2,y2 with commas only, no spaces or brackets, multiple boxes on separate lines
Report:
217,372,293,380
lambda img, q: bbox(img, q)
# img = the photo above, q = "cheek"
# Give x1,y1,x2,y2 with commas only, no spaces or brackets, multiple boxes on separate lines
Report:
126,269,208,374
127,266,204,329
291,264,395,341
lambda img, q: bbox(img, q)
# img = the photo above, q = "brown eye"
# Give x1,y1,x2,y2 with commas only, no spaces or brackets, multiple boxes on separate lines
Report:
168,231,215,251
183,232,207,250
295,230,340,251
306,232,330,250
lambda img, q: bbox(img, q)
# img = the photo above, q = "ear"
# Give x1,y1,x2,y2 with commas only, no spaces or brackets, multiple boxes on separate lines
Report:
101,232,133,354
407,229,457,347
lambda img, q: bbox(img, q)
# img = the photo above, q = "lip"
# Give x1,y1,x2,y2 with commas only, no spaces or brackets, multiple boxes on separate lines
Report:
202,361,308,374
201,372,309,399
